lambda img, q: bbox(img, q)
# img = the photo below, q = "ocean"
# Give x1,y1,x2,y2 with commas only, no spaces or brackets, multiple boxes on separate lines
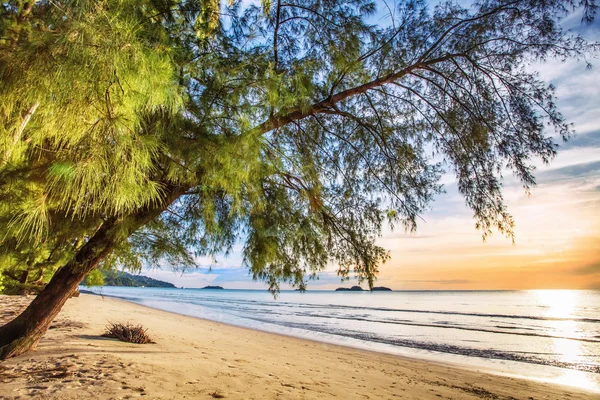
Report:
82,287,600,392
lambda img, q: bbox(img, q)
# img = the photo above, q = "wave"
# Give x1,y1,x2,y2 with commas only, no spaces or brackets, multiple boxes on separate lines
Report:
190,296,600,324
170,298,600,343
289,313,600,343
248,299,600,323
241,315,600,374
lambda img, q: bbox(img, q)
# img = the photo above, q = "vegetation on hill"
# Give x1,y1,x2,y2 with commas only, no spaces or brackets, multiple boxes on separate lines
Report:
83,270,175,288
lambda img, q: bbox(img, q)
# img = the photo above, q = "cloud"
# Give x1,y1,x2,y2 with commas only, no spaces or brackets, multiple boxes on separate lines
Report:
141,265,351,290
587,280,600,290
141,267,257,288
382,233,437,239
561,130,600,150
573,261,600,276
537,160,600,183
404,279,474,285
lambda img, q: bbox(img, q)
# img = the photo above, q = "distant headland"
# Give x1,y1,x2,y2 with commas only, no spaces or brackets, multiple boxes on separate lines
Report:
335,286,392,291
97,271,175,288
200,286,224,290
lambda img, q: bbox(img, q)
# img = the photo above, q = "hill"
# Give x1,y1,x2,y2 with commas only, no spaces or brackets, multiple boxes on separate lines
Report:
101,271,176,288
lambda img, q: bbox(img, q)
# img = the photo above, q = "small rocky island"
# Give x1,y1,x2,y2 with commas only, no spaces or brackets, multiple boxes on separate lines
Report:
335,286,392,291
200,285,224,290
335,285,364,291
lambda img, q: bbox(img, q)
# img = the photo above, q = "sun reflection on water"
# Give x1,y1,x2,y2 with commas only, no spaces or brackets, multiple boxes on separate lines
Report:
533,289,577,319
531,290,598,391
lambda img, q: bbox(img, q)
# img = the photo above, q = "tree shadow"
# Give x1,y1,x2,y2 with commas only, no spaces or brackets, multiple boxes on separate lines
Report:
76,334,115,341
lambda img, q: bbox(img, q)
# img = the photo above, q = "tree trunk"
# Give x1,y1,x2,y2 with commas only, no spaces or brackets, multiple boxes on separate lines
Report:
0,216,120,359
17,269,29,285
0,185,186,359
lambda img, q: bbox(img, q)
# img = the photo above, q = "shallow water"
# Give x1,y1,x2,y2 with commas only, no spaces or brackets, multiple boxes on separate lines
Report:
83,287,600,392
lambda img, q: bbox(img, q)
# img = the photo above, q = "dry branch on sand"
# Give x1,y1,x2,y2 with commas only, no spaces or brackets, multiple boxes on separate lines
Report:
101,322,155,344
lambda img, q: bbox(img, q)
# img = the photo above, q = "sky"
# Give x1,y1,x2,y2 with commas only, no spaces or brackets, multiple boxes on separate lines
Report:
144,2,600,291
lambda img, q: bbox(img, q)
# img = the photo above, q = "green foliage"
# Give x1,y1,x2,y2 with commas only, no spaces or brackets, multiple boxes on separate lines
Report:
1,0,183,241
0,210,95,294
194,0,220,40
82,269,105,287
1,0,597,294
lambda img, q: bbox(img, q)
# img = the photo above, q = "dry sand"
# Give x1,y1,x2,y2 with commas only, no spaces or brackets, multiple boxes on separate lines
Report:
0,294,596,399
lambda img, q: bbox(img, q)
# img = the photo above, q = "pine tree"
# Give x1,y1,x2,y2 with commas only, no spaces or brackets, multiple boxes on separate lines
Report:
0,0,597,358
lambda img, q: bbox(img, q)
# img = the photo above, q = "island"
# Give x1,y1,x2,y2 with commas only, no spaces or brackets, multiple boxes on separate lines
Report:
335,286,392,291
372,287,392,291
200,286,224,290
335,286,363,291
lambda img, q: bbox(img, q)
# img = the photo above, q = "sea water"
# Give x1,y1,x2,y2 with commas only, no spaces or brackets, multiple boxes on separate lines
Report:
82,287,600,392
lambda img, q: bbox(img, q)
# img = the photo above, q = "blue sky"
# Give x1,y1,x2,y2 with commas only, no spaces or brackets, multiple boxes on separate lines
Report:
143,1,600,290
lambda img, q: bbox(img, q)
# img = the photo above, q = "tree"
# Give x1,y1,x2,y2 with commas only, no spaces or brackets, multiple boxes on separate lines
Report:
0,0,597,359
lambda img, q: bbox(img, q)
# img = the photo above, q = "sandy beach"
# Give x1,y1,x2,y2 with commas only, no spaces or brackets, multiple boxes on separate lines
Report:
0,294,596,399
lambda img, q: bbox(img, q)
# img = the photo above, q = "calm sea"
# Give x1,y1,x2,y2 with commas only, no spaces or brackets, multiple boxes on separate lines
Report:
82,287,600,392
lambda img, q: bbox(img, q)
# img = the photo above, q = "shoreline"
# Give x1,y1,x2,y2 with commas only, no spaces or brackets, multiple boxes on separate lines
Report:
81,290,493,373
1,293,597,399
82,288,600,391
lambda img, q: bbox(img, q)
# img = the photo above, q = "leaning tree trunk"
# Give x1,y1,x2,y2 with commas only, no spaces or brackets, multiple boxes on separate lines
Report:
0,185,185,359
0,217,120,359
